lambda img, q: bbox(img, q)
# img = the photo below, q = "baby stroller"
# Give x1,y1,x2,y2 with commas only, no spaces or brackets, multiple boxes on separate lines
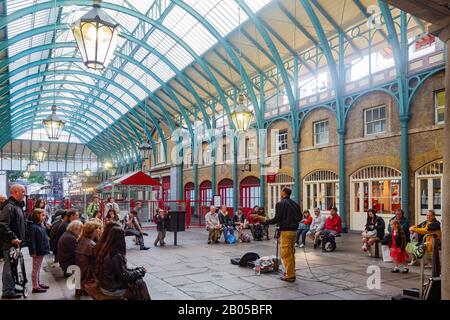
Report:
8,245,28,298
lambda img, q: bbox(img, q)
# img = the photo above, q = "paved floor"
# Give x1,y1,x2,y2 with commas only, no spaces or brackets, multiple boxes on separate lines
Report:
0,227,427,300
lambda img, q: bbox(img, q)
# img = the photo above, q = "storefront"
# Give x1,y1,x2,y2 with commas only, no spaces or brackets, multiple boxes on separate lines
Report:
303,170,339,215
350,166,401,231
267,174,294,218
415,159,443,223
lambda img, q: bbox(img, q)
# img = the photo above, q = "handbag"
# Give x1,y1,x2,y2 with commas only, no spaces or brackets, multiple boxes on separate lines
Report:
381,245,393,262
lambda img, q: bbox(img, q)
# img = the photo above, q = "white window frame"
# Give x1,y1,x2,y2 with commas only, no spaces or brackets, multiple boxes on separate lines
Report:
313,120,329,146
364,105,386,136
276,129,288,152
435,89,445,125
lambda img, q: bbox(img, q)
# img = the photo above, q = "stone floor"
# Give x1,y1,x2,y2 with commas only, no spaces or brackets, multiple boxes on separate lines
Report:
0,227,428,300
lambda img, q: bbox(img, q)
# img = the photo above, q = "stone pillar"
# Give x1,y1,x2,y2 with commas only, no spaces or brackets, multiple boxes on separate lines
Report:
430,18,450,300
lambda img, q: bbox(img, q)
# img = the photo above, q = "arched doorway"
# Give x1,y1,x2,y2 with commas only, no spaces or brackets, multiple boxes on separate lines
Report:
184,182,194,201
303,170,339,215
240,176,260,215
350,166,402,231
267,174,294,218
218,178,233,210
415,160,443,224
199,180,212,209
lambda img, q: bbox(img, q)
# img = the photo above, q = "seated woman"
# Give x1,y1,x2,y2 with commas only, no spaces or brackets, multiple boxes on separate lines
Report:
105,208,120,225
361,209,385,257
57,220,83,277
386,208,410,242
95,225,151,300
296,210,312,248
218,205,234,243
75,221,102,287
89,210,104,238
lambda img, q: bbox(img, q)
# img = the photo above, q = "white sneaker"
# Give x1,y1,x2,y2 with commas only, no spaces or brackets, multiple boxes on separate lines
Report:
299,244,305,248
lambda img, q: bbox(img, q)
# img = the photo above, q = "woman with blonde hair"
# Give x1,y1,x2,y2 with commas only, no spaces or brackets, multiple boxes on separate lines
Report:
75,221,102,287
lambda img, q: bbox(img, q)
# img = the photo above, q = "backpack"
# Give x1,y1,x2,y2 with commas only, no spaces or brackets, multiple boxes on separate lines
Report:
241,233,251,243
254,223,263,240
230,252,260,267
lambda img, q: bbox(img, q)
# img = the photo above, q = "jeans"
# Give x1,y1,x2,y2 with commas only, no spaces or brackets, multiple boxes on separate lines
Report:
223,226,234,243
2,249,15,296
125,229,146,248
280,231,297,279
296,228,309,245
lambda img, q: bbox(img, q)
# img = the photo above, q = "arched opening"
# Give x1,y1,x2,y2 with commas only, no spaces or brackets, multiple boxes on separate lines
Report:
303,170,339,215
199,180,212,210
239,176,260,215
415,159,443,224
267,174,294,218
218,178,234,211
184,182,194,201
350,166,402,231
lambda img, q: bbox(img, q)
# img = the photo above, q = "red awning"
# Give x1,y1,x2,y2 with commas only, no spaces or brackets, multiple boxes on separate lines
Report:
112,171,161,186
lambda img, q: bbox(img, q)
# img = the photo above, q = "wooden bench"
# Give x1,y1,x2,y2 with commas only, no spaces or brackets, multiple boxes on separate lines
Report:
79,281,124,300
374,240,381,258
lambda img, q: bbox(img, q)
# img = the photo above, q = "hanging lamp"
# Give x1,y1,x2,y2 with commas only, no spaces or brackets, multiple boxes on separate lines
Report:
230,7,254,132
71,0,119,70
33,143,48,162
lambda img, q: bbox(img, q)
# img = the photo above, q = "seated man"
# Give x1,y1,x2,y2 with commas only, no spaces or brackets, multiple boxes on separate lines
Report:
319,207,342,251
218,205,234,243
124,210,149,250
205,206,222,244
307,208,326,248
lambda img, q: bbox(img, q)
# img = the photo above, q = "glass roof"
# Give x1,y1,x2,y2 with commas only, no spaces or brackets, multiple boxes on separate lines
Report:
4,0,271,145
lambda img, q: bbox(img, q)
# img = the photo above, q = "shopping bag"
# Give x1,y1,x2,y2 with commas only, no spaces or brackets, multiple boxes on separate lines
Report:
381,245,393,262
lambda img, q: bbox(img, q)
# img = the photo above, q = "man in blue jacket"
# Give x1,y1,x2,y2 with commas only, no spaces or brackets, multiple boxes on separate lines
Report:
0,184,27,299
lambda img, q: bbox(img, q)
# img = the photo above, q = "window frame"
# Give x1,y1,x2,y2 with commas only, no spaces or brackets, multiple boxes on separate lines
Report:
276,129,288,152
313,119,330,146
364,105,386,136
435,89,445,125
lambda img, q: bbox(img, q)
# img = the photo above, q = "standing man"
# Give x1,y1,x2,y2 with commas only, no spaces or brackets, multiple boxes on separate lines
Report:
134,201,143,225
0,184,27,299
266,187,302,282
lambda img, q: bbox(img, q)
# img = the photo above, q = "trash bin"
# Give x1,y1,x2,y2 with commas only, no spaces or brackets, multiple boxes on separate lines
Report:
167,210,186,245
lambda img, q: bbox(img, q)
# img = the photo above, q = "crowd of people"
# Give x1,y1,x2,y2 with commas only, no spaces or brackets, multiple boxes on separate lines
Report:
0,185,151,299
0,183,443,294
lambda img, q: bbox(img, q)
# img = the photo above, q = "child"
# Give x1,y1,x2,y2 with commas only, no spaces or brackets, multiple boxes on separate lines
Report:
28,208,51,293
389,220,409,273
154,209,169,247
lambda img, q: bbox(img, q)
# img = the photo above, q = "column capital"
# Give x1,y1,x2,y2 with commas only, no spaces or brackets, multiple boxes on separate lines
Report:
429,16,450,43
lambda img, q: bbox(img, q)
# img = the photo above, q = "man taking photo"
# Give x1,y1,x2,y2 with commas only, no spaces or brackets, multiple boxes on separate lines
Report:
266,187,302,282
0,184,27,299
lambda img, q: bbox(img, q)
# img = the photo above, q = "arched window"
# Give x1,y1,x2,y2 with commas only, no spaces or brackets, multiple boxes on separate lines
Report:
240,176,260,213
303,170,339,214
218,179,233,208
415,160,443,222
350,166,401,231
268,174,294,218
